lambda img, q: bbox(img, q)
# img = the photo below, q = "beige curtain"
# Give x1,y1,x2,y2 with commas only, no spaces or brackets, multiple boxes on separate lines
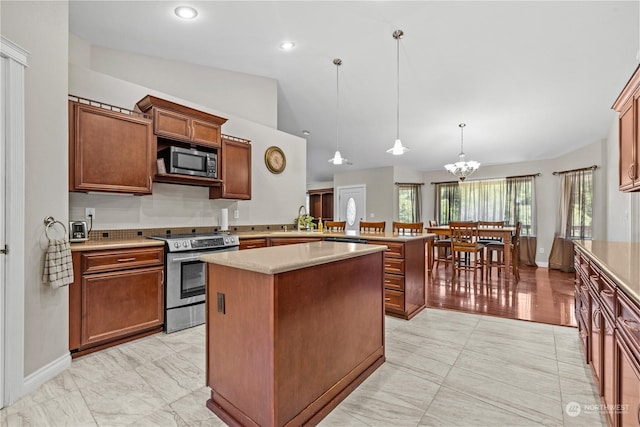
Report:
506,176,537,266
398,184,422,223
434,182,459,224
549,169,593,272
458,179,506,221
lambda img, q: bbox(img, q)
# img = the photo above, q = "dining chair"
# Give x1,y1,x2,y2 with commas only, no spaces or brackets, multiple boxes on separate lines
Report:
449,221,485,277
478,221,505,245
324,221,346,232
428,220,451,270
359,221,386,232
392,221,423,234
485,221,521,281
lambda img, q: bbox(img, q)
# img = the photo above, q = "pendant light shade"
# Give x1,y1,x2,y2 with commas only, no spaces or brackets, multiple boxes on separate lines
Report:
329,58,350,165
387,29,409,155
444,123,480,181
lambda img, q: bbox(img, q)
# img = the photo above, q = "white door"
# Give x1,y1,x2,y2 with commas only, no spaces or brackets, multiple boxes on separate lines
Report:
336,185,366,232
0,52,6,409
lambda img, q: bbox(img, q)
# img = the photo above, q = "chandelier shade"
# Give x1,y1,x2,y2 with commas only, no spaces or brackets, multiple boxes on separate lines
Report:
444,123,480,181
387,29,409,155
329,58,349,165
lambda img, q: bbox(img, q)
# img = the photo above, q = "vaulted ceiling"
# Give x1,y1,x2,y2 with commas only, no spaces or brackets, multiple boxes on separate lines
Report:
69,1,640,182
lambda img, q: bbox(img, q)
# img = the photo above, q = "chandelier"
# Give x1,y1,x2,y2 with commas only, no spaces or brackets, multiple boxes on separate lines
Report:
387,30,409,155
328,58,349,165
444,123,480,181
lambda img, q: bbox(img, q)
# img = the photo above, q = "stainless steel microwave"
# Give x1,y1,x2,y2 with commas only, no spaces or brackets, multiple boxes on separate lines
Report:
159,146,217,179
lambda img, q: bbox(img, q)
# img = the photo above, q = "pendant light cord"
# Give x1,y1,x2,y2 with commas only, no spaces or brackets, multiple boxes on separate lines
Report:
396,32,400,140
459,123,466,155
336,59,340,151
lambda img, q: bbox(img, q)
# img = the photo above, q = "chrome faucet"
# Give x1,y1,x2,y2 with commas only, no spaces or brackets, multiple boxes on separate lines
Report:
297,205,307,231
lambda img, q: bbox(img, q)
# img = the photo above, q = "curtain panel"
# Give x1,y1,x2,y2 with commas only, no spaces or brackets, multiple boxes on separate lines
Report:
398,184,422,223
549,169,593,272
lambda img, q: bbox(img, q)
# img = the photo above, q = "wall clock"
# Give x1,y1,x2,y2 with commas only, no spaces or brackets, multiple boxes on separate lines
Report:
264,146,286,174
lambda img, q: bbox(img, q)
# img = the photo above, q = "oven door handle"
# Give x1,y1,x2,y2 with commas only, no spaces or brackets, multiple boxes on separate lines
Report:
170,255,205,262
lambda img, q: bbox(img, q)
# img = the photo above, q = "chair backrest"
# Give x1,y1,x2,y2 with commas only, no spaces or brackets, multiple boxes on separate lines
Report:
449,221,481,250
324,221,346,232
359,221,385,232
392,221,423,234
428,219,438,227
512,221,521,246
479,221,504,228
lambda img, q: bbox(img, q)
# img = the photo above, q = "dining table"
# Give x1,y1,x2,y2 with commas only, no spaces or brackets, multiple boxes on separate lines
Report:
425,225,517,281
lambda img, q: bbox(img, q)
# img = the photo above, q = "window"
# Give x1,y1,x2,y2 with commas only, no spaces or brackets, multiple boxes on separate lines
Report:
434,176,536,236
562,169,593,239
397,184,422,223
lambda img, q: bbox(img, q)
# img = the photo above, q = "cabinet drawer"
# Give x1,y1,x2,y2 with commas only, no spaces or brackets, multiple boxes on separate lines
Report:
82,247,164,274
384,258,405,275
384,273,404,291
618,291,640,351
385,289,405,312
370,241,404,258
239,238,267,250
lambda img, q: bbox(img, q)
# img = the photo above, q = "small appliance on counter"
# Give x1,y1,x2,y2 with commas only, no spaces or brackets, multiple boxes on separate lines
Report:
69,220,89,242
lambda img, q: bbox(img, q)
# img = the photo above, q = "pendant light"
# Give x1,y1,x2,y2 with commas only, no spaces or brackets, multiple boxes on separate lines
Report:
444,123,480,181
329,58,349,165
387,29,409,155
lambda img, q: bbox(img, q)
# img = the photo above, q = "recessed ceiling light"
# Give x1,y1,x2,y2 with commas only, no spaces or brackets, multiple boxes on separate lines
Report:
280,41,295,51
175,6,198,20
302,130,310,136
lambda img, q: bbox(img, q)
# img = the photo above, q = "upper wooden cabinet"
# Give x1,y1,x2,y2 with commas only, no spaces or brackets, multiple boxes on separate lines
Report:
209,135,252,200
613,65,640,192
69,99,155,195
308,188,333,221
135,95,227,148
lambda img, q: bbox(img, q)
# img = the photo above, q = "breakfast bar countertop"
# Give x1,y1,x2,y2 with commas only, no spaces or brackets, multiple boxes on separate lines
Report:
200,240,387,275
235,229,434,242
574,240,640,304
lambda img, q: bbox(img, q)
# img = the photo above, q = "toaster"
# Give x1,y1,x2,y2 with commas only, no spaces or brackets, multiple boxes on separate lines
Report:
69,221,89,242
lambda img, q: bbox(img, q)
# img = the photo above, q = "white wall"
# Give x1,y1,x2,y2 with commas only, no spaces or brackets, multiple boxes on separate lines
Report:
70,35,278,129
2,0,70,378
68,40,306,230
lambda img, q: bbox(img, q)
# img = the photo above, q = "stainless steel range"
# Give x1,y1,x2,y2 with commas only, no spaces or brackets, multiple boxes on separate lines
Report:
149,232,239,333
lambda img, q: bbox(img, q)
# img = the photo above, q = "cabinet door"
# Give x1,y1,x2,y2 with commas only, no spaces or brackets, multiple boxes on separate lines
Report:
81,266,164,347
590,294,603,392
602,311,615,425
70,102,154,194
239,238,267,250
209,137,252,200
191,118,221,147
617,334,640,427
620,98,635,190
154,108,192,142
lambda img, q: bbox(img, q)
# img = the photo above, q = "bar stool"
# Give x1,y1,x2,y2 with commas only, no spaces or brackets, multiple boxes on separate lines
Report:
429,220,451,270
485,221,521,281
359,221,386,232
392,221,423,234
324,221,346,232
449,221,485,278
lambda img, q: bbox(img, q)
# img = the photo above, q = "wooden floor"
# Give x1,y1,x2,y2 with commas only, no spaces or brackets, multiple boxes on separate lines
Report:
427,264,577,327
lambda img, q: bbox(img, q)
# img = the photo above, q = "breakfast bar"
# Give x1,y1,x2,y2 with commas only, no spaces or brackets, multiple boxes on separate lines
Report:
201,241,387,426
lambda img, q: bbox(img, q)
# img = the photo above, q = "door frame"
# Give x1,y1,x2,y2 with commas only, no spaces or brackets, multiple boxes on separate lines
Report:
1,35,28,407
335,184,366,231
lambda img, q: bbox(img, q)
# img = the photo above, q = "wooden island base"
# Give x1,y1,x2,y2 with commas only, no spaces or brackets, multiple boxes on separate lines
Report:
203,242,387,427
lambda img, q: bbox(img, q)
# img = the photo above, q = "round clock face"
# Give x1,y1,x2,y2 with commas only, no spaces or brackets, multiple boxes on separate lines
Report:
265,146,286,174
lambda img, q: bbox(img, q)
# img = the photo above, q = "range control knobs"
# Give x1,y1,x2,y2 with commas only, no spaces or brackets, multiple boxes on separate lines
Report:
173,242,180,248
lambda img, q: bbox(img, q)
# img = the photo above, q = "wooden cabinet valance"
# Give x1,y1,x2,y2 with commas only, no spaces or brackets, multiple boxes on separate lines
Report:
135,95,227,148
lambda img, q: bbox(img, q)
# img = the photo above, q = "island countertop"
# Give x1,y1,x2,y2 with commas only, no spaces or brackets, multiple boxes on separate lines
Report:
235,229,433,242
200,240,387,275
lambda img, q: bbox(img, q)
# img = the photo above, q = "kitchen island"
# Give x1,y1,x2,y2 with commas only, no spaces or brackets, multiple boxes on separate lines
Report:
201,241,387,427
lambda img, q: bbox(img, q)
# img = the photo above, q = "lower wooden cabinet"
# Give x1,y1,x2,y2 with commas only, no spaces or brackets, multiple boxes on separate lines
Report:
616,331,640,427
268,237,322,246
69,246,164,357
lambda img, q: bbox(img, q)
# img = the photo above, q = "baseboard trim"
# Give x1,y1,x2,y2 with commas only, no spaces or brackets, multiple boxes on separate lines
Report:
21,352,71,398
537,261,549,268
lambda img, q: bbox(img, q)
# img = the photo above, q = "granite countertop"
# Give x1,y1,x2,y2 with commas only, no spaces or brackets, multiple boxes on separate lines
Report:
236,230,433,242
70,238,165,252
200,240,387,275
574,240,640,304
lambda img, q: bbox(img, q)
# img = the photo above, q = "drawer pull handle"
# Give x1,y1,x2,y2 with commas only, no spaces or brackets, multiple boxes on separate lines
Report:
593,308,601,329
117,257,136,262
579,331,588,339
601,290,614,298
623,319,640,332
581,285,588,292
384,297,391,301
384,280,391,284
580,307,588,315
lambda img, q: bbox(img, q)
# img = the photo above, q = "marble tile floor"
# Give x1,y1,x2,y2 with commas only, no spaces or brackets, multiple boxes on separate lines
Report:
1,308,605,427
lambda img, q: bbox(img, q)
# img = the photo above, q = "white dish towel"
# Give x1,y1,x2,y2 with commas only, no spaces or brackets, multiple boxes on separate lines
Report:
43,237,74,288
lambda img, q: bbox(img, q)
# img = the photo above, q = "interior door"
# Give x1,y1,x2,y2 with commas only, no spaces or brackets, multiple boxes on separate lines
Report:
0,53,6,409
336,185,366,232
